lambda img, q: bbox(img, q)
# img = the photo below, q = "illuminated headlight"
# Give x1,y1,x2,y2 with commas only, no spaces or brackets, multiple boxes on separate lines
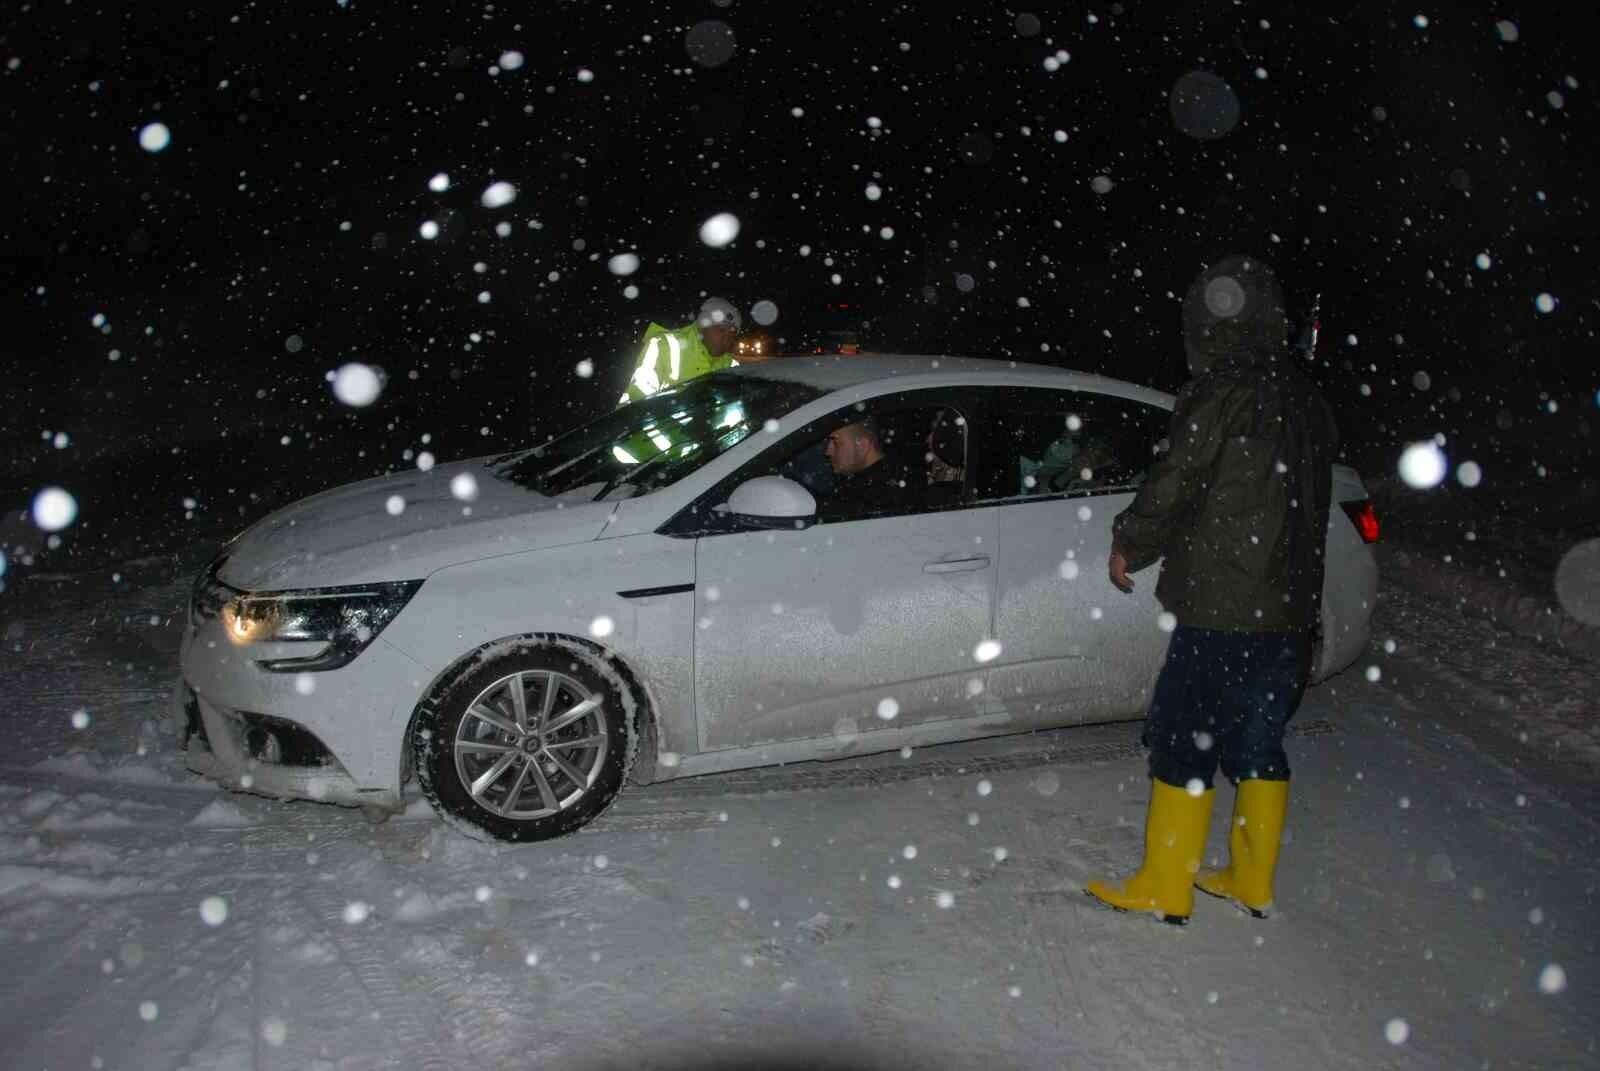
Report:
220,580,423,672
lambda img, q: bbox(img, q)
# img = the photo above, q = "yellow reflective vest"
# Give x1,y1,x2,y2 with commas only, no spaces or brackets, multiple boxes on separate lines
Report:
619,321,736,405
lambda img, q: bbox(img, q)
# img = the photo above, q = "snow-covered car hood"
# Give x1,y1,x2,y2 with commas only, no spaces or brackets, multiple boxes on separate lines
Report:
216,457,617,590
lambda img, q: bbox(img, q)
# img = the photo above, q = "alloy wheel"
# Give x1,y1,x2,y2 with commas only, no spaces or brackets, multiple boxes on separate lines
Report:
451,669,610,820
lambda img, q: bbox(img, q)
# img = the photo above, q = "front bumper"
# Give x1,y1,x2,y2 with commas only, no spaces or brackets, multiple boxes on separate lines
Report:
175,681,401,811
177,583,422,811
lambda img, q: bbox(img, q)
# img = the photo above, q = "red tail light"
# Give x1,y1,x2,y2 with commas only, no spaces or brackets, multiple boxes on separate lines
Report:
1340,499,1380,544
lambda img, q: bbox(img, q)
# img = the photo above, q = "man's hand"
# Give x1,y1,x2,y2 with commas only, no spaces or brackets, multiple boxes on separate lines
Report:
1108,545,1135,594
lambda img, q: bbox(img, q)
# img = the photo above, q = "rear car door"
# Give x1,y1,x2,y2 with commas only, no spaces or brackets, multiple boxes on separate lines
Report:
974,385,1175,726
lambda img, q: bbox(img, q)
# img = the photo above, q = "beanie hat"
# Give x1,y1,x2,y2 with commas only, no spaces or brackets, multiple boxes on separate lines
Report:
698,296,742,332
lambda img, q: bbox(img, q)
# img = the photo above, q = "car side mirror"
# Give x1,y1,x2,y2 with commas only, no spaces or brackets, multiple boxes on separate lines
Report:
717,476,817,527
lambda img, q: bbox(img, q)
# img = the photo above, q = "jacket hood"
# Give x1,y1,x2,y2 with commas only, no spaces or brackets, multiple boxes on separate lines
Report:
1182,254,1289,377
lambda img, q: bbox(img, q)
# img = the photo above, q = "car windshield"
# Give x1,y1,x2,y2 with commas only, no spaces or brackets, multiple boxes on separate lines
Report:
495,373,821,501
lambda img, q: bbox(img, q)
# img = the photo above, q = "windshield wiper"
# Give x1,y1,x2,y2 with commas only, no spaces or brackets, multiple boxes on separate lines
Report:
594,448,676,501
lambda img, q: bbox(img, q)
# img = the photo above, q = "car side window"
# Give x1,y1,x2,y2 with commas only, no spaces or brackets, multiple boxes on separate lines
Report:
981,387,1170,499
687,390,977,529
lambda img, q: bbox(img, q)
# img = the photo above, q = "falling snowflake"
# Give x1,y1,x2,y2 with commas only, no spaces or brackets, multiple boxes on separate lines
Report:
138,122,171,152
1398,442,1447,488
31,487,78,531
700,212,741,247
685,20,737,68
450,473,478,501
481,181,517,208
331,363,382,407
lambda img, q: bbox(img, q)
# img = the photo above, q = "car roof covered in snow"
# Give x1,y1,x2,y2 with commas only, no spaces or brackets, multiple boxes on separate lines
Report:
724,353,1173,406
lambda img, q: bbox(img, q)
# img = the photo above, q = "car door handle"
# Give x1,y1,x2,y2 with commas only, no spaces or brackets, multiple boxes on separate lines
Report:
923,556,991,574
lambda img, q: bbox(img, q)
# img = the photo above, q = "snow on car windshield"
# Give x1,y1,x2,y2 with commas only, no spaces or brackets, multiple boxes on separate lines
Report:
495,374,820,501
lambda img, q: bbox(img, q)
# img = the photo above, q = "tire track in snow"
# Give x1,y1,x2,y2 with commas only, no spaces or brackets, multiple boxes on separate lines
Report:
292,888,462,1071
1010,809,1096,1055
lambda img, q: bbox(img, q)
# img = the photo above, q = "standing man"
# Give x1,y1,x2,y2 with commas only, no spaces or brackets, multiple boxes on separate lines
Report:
619,296,743,405
1084,254,1339,925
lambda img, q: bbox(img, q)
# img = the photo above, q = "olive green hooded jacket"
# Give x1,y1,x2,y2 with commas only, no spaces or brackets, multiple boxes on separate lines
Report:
1112,256,1340,633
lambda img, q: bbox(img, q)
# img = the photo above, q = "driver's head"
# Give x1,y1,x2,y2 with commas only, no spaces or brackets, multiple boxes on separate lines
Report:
698,297,742,358
824,420,883,475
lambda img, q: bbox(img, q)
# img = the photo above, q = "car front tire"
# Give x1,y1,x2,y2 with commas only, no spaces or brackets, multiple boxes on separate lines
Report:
412,640,636,842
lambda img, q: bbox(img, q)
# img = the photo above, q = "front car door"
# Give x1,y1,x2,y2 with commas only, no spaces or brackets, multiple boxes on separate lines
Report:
665,388,999,754
975,384,1176,727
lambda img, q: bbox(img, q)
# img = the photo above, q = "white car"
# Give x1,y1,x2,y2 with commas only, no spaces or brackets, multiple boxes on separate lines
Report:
177,356,1379,841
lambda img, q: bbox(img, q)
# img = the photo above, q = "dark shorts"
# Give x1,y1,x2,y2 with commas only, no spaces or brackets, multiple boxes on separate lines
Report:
1144,625,1312,790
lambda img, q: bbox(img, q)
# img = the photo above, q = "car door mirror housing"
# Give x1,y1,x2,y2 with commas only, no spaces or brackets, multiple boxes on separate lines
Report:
723,476,817,521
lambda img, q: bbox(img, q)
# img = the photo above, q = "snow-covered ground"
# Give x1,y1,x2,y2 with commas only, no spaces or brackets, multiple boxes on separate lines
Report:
1,537,1597,1069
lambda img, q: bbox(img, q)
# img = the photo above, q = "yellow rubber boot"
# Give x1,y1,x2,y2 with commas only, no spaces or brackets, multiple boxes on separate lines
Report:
1195,778,1290,918
1085,780,1214,925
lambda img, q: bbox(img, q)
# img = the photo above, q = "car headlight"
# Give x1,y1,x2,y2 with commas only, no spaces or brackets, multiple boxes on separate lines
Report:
220,580,423,672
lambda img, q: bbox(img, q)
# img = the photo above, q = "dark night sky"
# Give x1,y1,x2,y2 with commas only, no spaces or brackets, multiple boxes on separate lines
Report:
2,1,1595,489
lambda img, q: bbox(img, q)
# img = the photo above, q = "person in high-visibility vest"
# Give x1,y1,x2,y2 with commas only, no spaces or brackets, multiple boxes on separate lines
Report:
618,296,743,405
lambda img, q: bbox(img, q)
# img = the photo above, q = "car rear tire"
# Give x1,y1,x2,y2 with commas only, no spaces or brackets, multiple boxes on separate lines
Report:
412,640,635,842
